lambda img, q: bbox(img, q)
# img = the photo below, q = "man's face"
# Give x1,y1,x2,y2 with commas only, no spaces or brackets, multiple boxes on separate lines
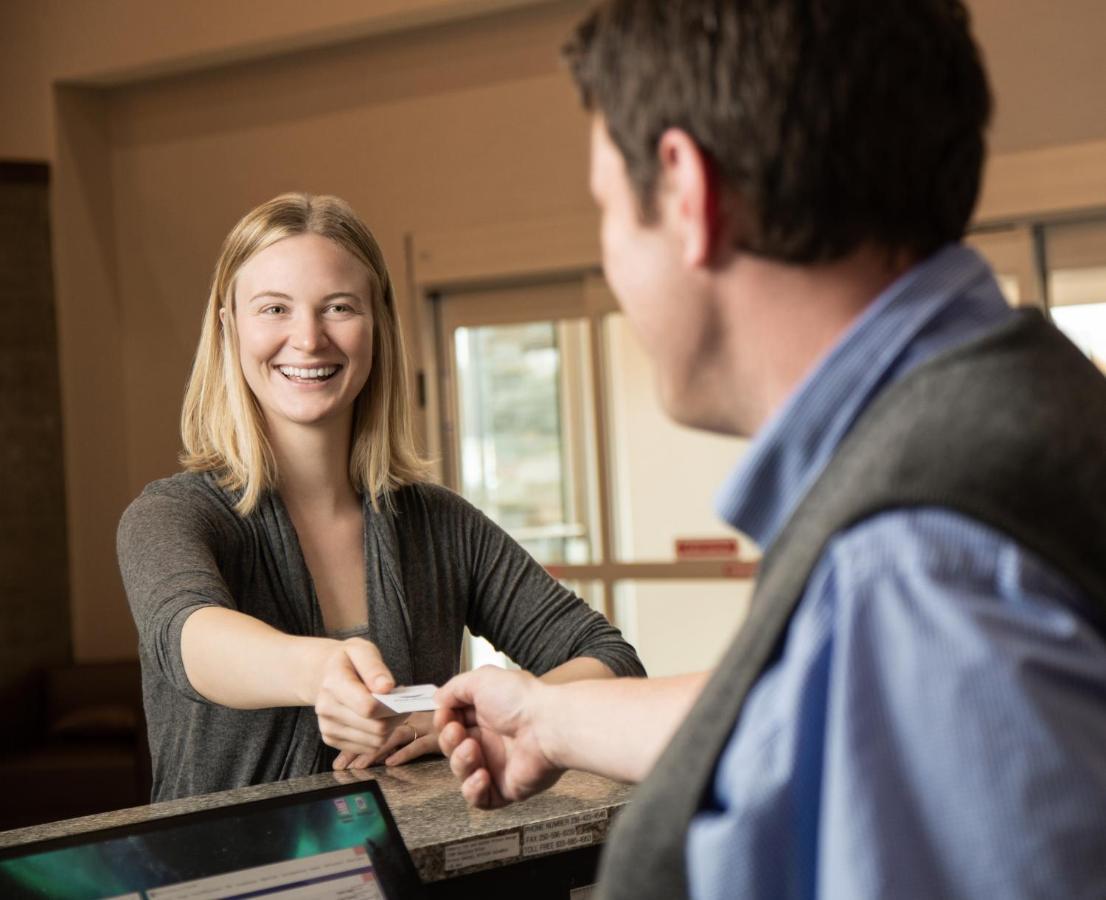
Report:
589,117,723,431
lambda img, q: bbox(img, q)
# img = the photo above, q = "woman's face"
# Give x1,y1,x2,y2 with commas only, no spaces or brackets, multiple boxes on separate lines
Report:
228,233,376,436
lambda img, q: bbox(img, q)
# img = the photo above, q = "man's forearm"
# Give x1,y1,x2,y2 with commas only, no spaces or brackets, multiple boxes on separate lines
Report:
536,672,710,783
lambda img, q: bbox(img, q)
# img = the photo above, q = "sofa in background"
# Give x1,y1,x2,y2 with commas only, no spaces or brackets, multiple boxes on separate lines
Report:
0,660,150,831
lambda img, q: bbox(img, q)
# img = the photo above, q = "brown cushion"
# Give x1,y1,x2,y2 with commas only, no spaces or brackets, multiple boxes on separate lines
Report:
48,703,137,739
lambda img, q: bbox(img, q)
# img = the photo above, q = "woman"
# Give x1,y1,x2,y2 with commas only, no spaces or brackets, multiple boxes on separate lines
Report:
118,193,644,802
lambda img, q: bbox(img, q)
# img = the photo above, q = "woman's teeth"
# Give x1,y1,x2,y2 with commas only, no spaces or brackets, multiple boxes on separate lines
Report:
278,365,338,380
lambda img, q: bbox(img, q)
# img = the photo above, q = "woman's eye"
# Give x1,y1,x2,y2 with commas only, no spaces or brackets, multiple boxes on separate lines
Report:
261,305,286,315
327,303,353,314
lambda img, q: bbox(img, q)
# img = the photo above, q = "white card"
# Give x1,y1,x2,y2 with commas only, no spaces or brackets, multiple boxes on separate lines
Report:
372,683,439,715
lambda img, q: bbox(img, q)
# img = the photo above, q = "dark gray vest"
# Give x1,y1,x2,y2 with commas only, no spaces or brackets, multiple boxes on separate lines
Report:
597,311,1106,900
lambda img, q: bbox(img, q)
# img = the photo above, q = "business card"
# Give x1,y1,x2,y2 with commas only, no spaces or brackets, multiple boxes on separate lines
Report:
372,683,439,715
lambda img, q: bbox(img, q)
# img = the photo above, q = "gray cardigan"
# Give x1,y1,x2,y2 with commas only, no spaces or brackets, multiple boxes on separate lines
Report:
118,472,644,801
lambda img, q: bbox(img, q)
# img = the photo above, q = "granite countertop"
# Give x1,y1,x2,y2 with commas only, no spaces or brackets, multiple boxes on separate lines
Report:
0,759,633,883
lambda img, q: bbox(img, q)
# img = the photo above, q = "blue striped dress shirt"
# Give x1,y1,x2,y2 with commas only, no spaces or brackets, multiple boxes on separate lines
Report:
686,244,1106,899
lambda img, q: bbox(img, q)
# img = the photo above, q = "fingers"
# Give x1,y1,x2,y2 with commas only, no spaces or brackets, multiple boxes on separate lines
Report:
331,764,375,784
461,768,504,809
434,671,489,739
343,638,394,694
332,742,392,770
319,712,406,755
320,683,386,722
438,719,469,757
446,735,487,783
322,654,393,721
333,726,439,769
444,734,499,808
440,725,514,809
434,671,479,716
371,722,418,763
384,733,439,767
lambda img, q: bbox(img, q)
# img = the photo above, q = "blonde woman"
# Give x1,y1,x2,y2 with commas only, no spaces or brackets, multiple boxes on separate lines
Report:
118,193,644,802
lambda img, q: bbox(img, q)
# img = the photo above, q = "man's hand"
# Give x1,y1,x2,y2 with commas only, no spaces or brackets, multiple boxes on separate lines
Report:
434,667,564,809
313,638,410,763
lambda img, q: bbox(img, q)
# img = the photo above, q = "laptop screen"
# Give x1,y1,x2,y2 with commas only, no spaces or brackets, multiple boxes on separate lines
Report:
0,779,424,900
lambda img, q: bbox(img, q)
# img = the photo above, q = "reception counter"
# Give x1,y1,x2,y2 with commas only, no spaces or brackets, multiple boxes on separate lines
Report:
0,758,633,897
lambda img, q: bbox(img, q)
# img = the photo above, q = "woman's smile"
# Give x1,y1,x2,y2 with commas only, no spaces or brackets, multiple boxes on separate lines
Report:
275,363,342,384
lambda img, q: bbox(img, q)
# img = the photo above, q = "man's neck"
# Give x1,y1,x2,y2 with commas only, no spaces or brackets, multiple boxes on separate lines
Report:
720,244,918,434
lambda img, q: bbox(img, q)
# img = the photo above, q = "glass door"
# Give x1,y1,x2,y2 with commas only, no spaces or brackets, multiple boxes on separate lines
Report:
452,318,597,567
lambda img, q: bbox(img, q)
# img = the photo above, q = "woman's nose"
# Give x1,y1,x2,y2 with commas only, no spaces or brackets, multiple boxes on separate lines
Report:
290,314,328,352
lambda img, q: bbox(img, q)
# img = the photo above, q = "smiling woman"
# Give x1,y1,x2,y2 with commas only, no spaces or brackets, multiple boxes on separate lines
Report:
231,234,377,435
116,194,645,802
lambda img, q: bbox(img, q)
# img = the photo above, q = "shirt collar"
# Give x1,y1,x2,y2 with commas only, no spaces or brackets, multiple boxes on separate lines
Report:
715,243,1009,549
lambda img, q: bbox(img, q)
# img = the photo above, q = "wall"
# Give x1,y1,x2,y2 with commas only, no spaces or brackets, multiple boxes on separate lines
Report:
969,0,1106,154
52,87,133,659
7,0,1106,163
0,165,70,742
0,3,50,161
0,0,560,160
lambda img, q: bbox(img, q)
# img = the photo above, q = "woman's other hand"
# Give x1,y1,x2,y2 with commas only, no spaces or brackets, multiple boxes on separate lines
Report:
332,711,440,769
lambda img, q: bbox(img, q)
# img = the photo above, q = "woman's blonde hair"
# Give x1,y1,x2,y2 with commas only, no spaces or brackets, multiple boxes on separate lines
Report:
181,192,427,514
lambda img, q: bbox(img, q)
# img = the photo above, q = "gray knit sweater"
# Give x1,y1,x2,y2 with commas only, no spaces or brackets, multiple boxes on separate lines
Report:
118,473,645,801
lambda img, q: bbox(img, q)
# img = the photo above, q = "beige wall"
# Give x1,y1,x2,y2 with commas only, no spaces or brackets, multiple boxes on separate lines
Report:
0,2,50,160
0,0,560,159
2,0,1106,660
7,0,1106,162
970,0,1106,154
8,0,1106,163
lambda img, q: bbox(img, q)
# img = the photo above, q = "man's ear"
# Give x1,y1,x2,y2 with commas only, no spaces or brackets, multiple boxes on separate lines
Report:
656,128,729,267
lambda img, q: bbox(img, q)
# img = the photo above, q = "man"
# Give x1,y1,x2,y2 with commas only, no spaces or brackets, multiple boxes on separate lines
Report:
435,1,1106,897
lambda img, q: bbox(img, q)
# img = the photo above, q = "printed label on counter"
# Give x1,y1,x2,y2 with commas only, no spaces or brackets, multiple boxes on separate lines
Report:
443,833,521,871
521,810,608,857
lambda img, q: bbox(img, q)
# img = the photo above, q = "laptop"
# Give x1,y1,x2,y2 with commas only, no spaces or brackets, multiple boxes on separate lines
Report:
0,779,425,900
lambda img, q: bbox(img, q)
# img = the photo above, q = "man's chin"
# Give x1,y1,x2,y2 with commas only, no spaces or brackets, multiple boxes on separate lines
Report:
658,382,745,438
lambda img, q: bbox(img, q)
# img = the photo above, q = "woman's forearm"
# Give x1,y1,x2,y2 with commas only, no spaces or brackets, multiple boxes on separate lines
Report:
181,608,617,711
539,656,615,684
181,606,334,708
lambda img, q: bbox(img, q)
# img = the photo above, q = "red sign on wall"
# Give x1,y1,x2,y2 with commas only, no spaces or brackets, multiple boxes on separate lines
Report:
674,537,739,560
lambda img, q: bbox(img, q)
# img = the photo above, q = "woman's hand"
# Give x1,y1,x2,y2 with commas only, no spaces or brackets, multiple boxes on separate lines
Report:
313,637,409,761
333,711,441,769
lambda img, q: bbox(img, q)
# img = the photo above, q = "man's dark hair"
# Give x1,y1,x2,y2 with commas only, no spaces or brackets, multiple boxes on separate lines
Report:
564,0,992,263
